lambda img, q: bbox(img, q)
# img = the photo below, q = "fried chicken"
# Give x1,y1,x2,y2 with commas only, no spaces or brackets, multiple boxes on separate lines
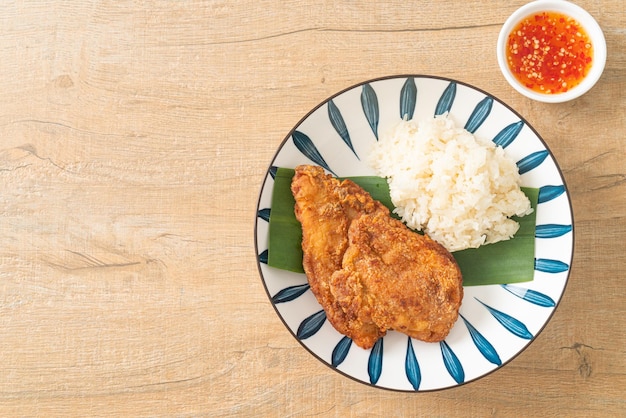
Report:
291,165,463,349
331,211,463,344
291,165,388,348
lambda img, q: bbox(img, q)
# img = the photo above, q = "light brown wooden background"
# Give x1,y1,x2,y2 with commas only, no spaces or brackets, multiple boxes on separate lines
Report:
0,1,624,416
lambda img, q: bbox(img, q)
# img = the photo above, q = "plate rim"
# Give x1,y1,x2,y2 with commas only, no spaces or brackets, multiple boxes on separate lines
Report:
253,74,575,392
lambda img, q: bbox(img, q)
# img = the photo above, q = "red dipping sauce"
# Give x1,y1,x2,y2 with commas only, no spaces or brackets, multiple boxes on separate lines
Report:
505,11,593,94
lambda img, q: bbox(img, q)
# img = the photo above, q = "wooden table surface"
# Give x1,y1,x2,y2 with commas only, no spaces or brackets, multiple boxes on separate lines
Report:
1,1,624,416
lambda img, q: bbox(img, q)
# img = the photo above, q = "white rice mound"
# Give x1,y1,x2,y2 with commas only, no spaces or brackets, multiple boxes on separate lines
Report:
368,114,533,252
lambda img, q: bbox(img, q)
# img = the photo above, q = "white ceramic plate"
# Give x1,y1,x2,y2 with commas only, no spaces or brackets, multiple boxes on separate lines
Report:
254,75,573,391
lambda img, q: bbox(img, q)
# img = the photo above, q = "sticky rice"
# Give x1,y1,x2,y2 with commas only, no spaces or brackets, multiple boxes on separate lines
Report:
368,114,532,252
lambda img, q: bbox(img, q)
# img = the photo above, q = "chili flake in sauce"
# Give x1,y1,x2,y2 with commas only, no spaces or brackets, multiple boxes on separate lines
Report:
506,11,593,94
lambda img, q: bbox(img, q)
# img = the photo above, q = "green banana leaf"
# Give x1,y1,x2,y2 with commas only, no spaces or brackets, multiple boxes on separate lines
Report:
268,167,538,286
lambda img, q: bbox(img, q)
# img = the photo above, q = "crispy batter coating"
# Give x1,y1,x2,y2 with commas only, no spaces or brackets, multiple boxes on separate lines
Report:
291,165,387,348
291,165,463,349
331,211,463,344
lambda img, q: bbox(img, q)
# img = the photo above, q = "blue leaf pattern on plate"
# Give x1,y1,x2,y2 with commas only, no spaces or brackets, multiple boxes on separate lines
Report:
464,97,493,133
258,249,268,264
476,298,533,340
535,258,569,273
461,315,502,366
400,77,417,120
501,285,556,307
272,283,310,304
361,84,379,140
297,310,326,340
332,336,352,367
269,166,278,179
368,338,384,384
257,208,271,222
292,130,337,176
440,341,465,384
493,121,524,148
517,150,549,174
405,337,421,390
536,224,573,238
328,100,359,159
538,185,566,203
435,82,456,115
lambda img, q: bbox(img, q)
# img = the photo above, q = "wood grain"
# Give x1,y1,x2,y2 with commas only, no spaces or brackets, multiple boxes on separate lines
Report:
0,0,624,416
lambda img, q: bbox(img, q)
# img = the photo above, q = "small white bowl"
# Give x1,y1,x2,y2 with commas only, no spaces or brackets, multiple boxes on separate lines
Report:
497,0,606,103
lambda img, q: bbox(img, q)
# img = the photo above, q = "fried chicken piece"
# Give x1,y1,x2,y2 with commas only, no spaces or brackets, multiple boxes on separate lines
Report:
291,165,463,349
291,165,388,348
330,211,463,344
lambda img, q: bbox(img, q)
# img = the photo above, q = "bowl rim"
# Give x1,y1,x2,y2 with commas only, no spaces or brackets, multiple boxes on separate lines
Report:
496,0,607,103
